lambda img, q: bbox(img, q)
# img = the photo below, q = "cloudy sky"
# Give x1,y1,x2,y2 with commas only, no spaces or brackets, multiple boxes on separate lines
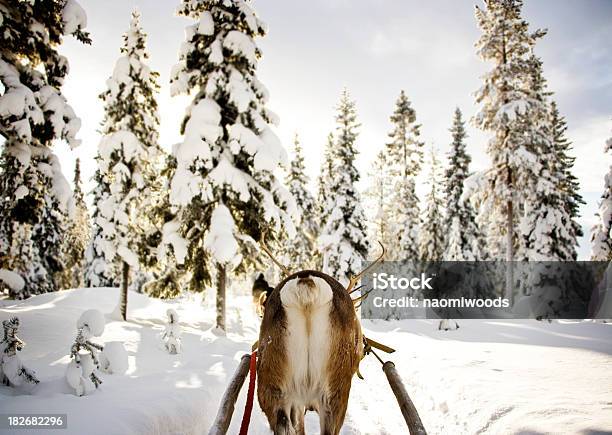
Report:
56,0,612,259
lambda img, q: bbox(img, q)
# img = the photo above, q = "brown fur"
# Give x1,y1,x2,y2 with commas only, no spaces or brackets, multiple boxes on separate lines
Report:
257,270,363,435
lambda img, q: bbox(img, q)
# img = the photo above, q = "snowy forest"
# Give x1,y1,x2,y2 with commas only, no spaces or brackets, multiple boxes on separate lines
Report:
0,0,610,434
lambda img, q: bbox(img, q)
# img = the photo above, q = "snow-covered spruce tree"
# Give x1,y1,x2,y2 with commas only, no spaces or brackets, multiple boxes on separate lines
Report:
365,150,393,252
169,0,295,330
385,90,424,261
93,10,162,320
143,153,186,299
444,108,487,260
318,90,369,283
518,55,577,262
474,0,546,300
316,133,336,248
550,102,584,258
418,149,445,261
57,158,90,289
84,167,118,288
591,133,612,260
0,0,90,297
285,133,318,270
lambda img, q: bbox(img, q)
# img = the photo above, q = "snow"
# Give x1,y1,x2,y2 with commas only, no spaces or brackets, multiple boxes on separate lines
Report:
160,220,188,264
77,309,105,337
181,99,222,160
203,203,239,265
223,30,258,65
0,269,25,292
100,342,129,375
62,0,88,35
197,11,214,35
117,246,138,268
0,288,610,434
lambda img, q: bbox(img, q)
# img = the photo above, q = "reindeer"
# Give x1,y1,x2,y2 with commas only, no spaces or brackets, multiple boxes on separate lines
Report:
256,243,384,435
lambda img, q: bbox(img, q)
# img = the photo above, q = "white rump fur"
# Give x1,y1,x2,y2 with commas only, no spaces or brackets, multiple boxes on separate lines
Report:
280,276,333,411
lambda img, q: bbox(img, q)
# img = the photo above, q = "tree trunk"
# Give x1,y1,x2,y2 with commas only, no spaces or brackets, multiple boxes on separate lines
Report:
121,261,129,321
505,199,514,304
216,263,226,331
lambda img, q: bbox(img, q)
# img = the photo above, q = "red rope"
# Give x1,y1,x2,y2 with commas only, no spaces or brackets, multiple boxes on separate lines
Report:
239,350,257,435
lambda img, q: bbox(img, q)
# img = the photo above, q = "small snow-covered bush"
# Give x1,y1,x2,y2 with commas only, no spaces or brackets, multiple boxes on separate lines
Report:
66,310,105,396
0,317,39,388
161,309,182,354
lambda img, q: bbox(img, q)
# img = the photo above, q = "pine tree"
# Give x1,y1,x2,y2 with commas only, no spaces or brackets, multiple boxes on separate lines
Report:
0,0,90,297
316,133,335,236
518,55,577,261
142,153,185,299
418,149,445,261
474,0,546,259
84,168,117,288
318,89,369,283
169,0,295,330
365,150,393,251
551,101,584,258
285,134,318,270
444,108,486,260
385,90,423,261
93,10,162,320
57,158,90,289
474,0,547,300
591,133,612,260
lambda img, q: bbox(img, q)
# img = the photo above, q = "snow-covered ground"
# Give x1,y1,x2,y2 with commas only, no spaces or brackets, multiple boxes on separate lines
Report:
0,288,611,434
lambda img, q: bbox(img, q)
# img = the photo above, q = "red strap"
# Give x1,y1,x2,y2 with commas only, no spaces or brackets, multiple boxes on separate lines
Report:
239,350,257,435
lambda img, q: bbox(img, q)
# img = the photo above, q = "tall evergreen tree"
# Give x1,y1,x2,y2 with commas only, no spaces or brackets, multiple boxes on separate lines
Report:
169,0,295,330
58,158,90,289
418,149,445,261
444,108,487,260
285,134,318,270
474,0,546,259
365,150,393,252
318,90,369,283
518,55,577,261
385,90,423,260
0,0,90,298
550,101,584,257
316,133,335,232
93,10,162,320
474,0,546,299
84,168,117,287
591,133,612,260
142,152,185,299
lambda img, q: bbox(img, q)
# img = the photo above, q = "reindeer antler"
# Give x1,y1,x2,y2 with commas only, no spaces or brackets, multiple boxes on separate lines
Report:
346,242,386,293
260,231,291,276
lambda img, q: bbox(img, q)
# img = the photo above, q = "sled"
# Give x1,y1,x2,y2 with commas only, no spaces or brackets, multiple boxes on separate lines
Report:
208,349,427,435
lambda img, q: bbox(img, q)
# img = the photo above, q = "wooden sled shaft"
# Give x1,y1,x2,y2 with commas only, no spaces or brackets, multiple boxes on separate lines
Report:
209,354,251,435
382,361,427,435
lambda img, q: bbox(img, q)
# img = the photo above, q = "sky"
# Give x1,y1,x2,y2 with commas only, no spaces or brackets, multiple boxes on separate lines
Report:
55,0,612,259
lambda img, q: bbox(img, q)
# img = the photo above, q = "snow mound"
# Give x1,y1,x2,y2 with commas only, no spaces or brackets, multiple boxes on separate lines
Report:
100,342,128,375
77,309,105,336
0,269,25,292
